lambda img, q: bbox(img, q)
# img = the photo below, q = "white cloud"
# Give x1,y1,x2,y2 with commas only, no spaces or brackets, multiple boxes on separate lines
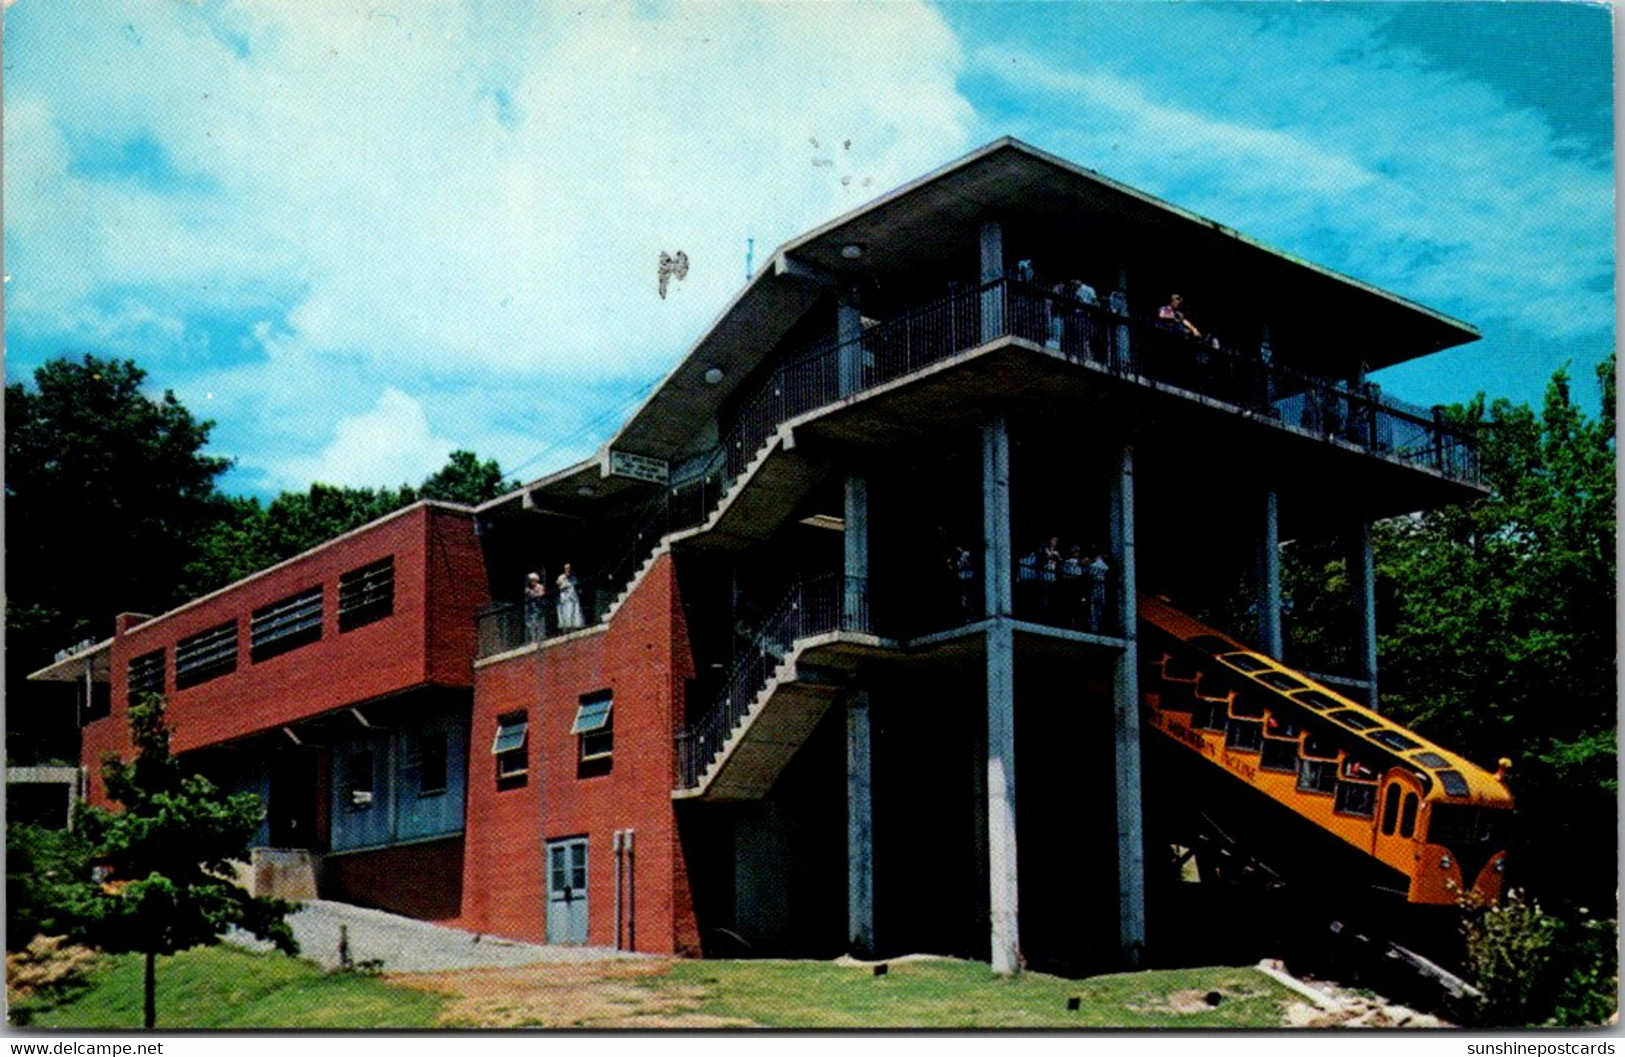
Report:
969,11,1613,344
4,1,975,492
273,387,453,490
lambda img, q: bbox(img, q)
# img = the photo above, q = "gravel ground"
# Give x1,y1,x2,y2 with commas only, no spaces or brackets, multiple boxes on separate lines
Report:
227,899,644,973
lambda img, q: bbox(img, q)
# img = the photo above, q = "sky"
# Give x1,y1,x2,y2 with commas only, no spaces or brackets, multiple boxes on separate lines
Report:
3,1,1615,501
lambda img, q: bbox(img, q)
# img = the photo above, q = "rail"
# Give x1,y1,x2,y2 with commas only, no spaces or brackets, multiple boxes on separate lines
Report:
675,574,869,790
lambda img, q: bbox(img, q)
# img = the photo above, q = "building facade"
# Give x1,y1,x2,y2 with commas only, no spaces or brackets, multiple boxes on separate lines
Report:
34,139,1508,972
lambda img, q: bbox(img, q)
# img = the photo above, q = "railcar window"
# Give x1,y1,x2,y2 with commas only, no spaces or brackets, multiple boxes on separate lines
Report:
1369,729,1423,752
1301,734,1338,759
1334,781,1376,818
1328,709,1381,731
1399,792,1419,838
1226,720,1263,753
1381,783,1402,835
1341,757,1377,781
1437,770,1470,798
1478,810,1507,846
1297,758,1338,794
1293,690,1342,711
1257,671,1306,692
1192,699,1228,732
1410,752,1450,769
1260,739,1298,773
1230,693,1266,719
1266,715,1301,739
1219,653,1271,673
1427,803,1481,844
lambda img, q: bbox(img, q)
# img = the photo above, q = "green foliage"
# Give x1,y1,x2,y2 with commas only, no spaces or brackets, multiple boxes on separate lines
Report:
70,695,298,1026
6,355,232,762
1374,357,1616,911
26,946,446,1030
7,824,94,948
1460,891,1618,1027
185,450,516,595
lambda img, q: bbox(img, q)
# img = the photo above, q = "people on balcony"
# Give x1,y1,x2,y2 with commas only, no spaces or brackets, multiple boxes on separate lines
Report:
1158,293,1203,339
524,571,549,641
555,563,585,630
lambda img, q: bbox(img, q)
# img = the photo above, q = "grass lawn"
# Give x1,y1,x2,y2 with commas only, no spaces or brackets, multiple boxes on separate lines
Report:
23,946,446,1030
25,946,1295,1029
657,958,1295,1029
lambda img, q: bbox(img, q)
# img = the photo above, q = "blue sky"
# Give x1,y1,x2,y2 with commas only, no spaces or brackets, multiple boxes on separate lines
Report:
4,1,1614,500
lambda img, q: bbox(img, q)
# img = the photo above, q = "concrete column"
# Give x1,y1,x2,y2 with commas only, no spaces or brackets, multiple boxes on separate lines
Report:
979,218,1005,344
844,475,869,630
982,418,1012,619
1257,489,1283,658
846,689,874,956
982,415,1020,974
1352,518,1379,711
838,287,864,397
1110,444,1146,965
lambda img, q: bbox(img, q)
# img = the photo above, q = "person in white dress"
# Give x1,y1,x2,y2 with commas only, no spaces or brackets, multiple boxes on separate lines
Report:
555,563,585,630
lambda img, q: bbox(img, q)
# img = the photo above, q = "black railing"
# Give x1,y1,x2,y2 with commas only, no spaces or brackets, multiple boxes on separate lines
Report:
1012,552,1121,637
676,574,869,790
476,582,603,657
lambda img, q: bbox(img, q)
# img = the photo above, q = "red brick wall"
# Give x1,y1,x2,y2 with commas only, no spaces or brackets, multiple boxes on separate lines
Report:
454,554,698,952
82,505,485,805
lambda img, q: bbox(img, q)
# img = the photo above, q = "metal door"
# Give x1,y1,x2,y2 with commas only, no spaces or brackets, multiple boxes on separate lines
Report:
546,837,589,945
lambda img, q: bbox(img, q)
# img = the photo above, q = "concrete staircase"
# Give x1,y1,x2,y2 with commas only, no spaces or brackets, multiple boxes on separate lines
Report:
597,427,822,625
674,640,845,801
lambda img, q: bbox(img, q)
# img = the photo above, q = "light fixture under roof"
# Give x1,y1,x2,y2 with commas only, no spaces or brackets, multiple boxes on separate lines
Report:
799,514,846,532
703,367,725,385
840,243,865,260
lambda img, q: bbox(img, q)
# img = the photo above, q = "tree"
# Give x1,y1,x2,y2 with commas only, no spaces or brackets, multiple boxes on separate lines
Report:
418,449,516,506
186,451,517,595
1374,357,1616,912
72,695,298,1029
6,356,232,761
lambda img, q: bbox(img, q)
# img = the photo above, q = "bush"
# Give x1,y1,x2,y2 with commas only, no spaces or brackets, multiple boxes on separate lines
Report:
1461,890,1618,1026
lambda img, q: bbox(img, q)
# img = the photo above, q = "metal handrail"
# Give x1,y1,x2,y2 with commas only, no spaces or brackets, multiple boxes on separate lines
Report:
675,574,869,789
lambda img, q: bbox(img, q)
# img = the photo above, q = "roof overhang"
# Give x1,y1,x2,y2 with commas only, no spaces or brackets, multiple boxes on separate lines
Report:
29,639,113,683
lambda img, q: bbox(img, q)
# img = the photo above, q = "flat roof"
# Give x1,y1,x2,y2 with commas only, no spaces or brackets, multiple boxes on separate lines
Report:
491,137,1479,516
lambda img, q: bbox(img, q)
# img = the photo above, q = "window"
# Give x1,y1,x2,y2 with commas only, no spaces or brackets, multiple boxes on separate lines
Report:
128,649,166,698
1229,693,1266,719
1297,758,1339,795
1191,698,1227,733
414,732,447,797
1256,671,1306,693
347,750,375,809
175,621,237,689
492,712,529,778
1327,708,1381,731
1334,781,1376,818
339,557,395,631
251,585,324,662
1399,792,1420,839
1436,769,1470,798
1225,720,1263,753
1292,690,1342,711
1368,729,1423,753
1410,751,1450,769
1260,738,1299,773
572,690,614,762
1218,652,1271,673
1381,783,1403,835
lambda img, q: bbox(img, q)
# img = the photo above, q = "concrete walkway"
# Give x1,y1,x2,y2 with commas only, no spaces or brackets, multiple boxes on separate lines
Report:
227,899,643,973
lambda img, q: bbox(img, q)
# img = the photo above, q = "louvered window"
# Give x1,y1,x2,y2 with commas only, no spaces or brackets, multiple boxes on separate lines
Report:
339,557,394,631
128,649,166,698
251,585,324,662
175,621,238,688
